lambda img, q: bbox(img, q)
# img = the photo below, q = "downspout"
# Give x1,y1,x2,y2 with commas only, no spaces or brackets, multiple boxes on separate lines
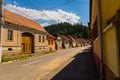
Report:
0,0,4,63
97,0,104,80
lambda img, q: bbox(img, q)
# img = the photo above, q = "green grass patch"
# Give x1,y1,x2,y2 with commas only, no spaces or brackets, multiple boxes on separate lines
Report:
44,49,56,54
2,54,33,62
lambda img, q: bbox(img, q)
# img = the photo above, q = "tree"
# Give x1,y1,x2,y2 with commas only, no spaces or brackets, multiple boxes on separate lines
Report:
44,22,90,39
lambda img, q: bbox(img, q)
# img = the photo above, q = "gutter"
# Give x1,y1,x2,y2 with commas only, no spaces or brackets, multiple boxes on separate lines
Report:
97,0,104,80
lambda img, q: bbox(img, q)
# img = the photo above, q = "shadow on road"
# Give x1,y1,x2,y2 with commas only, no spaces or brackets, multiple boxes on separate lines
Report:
51,47,100,80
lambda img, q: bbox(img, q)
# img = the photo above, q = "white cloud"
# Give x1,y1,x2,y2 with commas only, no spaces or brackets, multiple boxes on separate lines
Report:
5,4,80,24
13,1,18,5
41,23,50,27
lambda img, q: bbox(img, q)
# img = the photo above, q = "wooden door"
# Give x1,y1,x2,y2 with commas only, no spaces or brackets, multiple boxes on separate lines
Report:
22,34,33,53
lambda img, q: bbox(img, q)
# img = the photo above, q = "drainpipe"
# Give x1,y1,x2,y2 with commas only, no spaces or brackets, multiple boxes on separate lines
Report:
97,0,104,80
0,0,4,63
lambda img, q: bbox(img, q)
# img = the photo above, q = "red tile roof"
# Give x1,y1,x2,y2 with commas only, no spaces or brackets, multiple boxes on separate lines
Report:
4,10,47,32
61,35,71,41
75,38,84,42
47,34,56,39
65,35,76,41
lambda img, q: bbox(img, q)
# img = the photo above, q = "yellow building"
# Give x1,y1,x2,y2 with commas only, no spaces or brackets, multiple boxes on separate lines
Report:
90,0,120,80
47,34,56,51
65,35,77,48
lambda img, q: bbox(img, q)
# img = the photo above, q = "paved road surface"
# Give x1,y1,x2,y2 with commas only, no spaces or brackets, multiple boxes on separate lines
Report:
0,46,90,80
51,47,100,80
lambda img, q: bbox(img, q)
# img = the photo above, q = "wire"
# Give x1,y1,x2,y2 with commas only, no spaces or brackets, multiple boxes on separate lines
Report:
24,0,40,10
4,0,76,18
25,0,76,10
47,0,76,10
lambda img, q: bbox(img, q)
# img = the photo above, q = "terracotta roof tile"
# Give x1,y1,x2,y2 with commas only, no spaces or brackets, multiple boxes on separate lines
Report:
61,35,71,41
4,10,47,32
47,34,56,39
65,35,76,41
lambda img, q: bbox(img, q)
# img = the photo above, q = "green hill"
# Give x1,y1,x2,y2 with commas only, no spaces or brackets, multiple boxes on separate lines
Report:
44,22,90,39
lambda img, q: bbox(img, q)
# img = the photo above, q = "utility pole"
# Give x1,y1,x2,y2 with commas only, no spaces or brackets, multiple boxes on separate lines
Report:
0,0,4,63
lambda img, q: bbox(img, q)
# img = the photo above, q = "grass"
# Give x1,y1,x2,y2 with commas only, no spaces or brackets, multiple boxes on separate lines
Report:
44,49,56,54
2,54,33,62
2,50,56,62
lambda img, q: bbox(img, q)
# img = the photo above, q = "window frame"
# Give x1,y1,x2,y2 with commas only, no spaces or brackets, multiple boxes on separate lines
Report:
39,35,41,42
7,29,13,41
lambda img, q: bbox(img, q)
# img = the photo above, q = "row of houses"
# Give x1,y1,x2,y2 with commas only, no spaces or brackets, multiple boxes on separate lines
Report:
0,9,90,59
90,0,120,80
47,34,90,51
56,35,90,50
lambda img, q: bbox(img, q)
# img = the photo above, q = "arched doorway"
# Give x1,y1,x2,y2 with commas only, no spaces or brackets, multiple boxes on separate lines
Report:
22,32,34,53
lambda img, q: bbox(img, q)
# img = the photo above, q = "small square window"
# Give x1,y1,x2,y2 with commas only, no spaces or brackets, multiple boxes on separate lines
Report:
8,48,12,51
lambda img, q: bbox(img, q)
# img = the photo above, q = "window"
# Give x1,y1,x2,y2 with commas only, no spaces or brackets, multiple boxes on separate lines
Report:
8,48,12,51
39,35,41,42
42,36,45,43
48,40,50,45
66,41,68,44
8,29,13,40
51,40,53,45
57,39,61,42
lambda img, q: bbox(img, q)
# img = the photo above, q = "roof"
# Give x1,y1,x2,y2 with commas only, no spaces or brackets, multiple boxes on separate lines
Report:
47,34,56,39
65,35,76,42
4,10,47,32
75,38,85,42
61,35,71,41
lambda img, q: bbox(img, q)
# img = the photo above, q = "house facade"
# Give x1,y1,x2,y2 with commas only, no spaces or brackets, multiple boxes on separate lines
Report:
65,35,77,48
75,38,86,47
47,34,56,51
61,35,70,49
56,36,62,49
90,0,120,80
2,10,48,56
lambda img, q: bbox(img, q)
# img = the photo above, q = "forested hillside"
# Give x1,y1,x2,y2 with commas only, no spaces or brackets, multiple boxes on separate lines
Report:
44,22,90,39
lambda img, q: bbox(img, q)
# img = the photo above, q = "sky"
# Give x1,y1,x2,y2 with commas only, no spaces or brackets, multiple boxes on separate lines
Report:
4,0,89,27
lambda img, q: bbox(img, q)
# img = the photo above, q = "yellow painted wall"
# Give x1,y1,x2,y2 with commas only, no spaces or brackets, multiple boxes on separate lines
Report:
101,0,120,28
91,0,120,78
35,34,47,47
72,41,77,47
93,38,100,58
2,26,21,47
91,0,101,59
47,38,55,51
101,0,120,77
104,26,119,77
91,0,98,29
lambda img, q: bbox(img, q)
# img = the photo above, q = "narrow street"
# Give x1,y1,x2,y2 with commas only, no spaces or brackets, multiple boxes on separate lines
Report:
0,46,96,80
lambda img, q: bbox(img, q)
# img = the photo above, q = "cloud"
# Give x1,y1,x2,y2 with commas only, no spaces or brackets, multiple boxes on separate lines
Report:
41,23,50,27
5,4,80,25
13,1,19,5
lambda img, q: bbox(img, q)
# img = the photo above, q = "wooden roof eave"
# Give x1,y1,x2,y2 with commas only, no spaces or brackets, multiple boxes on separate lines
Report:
106,8,120,26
